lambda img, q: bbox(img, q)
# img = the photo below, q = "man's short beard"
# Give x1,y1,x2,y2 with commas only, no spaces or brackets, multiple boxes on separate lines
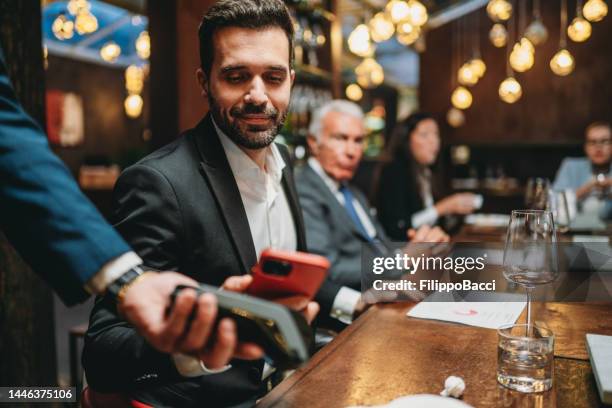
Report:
208,92,287,150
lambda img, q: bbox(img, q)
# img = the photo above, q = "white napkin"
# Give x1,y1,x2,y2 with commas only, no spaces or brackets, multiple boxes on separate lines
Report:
347,394,473,408
407,301,525,330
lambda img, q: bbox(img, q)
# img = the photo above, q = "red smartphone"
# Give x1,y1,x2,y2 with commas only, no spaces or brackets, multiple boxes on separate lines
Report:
246,248,329,300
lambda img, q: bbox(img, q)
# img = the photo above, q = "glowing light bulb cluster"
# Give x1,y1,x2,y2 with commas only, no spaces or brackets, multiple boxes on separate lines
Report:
67,0,98,35
386,0,411,23
348,0,428,57
396,21,420,45
356,58,385,88
136,31,151,59
524,18,548,45
451,86,473,110
125,65,145,94
345,83,364,101
487,0,513,22
568,16,592,42
550,49,575,76
457,59,487,86
509,38,535,72
583,0,608,22
100,41,121,63
498,76,522,103
348,24,374,57
447,107,465,127
124,64,148,118
52,13,74,40
489,23,508,47
369,12,395,42
385,0,428,26
124,94,144,119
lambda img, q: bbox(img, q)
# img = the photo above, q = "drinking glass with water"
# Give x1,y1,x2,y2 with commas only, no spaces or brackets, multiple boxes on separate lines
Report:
497,324,554,392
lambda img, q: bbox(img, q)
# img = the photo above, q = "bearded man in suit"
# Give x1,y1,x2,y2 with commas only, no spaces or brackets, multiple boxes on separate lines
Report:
83,1,318,406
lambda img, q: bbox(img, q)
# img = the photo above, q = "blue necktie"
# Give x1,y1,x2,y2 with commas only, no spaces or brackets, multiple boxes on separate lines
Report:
339,184,372,241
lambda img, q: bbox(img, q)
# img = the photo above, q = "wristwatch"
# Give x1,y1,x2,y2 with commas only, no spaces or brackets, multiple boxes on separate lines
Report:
106,264,146,302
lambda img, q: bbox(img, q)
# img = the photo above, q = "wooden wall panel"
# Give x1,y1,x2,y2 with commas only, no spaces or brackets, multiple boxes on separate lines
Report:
420,1,612,144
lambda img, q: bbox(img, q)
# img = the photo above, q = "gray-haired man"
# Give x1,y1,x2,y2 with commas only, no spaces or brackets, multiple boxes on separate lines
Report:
297,100,448,327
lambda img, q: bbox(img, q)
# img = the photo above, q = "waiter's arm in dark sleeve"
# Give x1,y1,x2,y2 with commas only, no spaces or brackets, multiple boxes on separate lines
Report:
0,46,131,305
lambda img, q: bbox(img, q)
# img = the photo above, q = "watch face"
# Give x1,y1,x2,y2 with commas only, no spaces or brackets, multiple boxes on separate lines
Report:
108,267,143,297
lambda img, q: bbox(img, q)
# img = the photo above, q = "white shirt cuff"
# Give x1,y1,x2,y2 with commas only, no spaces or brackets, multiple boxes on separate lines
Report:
84,251,143,294
411,207,439,229
330,286,362,324
172,353,232,377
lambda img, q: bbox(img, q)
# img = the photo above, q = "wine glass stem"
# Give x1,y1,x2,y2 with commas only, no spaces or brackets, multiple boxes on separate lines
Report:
526,286,533,336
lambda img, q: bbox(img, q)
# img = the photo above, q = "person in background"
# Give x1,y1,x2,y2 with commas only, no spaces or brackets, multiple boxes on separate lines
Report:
553,121,611,217
0,45,245,366
296,100,448,328
374,113,479,241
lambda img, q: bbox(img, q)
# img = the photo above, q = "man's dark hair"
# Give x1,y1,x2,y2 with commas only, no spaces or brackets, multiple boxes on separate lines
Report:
198,0,294,78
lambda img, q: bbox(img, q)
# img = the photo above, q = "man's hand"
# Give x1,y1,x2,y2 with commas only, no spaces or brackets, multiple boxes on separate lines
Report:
576,179,598,199
118,272,263,369
222,275,320,324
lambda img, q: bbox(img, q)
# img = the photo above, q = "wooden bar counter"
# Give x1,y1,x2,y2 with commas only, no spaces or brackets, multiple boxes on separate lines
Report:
258,302,612,408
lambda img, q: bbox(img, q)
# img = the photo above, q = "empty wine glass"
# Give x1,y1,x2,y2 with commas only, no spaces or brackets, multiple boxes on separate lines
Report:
547,190,571,233
525,178,550,210
503,210,558,336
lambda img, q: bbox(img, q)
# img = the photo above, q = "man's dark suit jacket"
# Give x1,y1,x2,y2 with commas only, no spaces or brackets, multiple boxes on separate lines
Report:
295,163,391,320
0,46,129,305
82,115,309,407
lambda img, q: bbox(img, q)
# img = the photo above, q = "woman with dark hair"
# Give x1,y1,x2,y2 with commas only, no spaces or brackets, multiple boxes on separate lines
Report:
374,113,479,240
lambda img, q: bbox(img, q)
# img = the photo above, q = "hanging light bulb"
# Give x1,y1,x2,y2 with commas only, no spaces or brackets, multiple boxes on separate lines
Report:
124,94,144,118
386,0,411,24
451,86,473,110
52,13,74,40
489,23,508,47
520,37,535,53
136,30,151,59
498,76,522,103
469,58,487,78
552,0,576,76
406,0,428,27
396,22,421,45
75,10,98,35
67,0,89,16
447,107,466,127
345,83,363,101
458,63,479,86
509,42,534,72
487,0,513,22
550,49,575,76
125,65,145,94
356,57,385,88
568,16,592,41
100,41,121,63
525,18,548,45
509,38,535,72
348,24,374,57
583,0,608,22
369,12,395,43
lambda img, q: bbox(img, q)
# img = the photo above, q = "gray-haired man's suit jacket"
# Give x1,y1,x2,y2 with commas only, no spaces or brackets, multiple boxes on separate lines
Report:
295,163,392,319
